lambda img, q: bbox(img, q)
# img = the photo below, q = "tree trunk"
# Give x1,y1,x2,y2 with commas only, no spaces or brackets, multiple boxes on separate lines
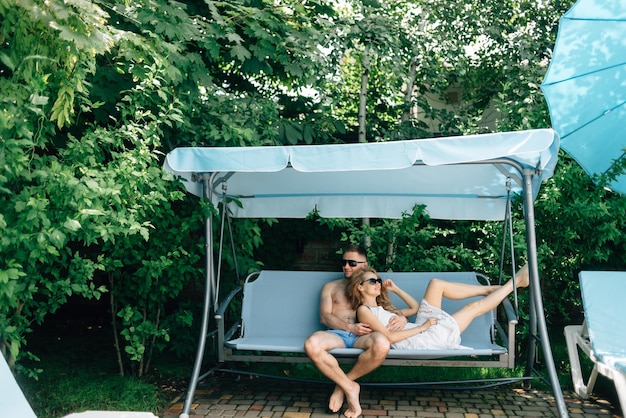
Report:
359,49,371,239
402,55,419,122
109,274,125,377
358,49,370,143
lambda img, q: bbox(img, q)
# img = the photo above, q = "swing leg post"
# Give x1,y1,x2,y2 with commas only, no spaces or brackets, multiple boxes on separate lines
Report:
180,174,217,418
522,169,569,418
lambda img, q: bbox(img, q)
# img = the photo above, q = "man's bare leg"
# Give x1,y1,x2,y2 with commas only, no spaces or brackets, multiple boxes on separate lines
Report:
327,332,390,414
304,331,363,415
328,386,345,413
341,382,361,418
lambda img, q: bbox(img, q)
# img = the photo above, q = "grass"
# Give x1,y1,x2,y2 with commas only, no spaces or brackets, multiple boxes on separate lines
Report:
17,308,188,418
25,373,164,417
16,311,621,418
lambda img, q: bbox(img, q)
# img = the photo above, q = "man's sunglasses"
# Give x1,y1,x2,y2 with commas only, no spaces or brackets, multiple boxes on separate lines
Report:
341,259,366,267
361,277,382,285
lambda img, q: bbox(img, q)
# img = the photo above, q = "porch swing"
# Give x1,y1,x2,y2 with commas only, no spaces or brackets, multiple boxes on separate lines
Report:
163,128,569,417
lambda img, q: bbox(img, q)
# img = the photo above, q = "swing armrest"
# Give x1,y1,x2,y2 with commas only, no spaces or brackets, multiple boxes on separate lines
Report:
215,285,243,362
496,297,518,368
215,285,243,317
477,272,518,366
501,297,518,325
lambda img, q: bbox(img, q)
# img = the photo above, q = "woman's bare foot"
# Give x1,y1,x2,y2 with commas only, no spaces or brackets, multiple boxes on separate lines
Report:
343,381,361,418
516,263,529,288
329,386,344,413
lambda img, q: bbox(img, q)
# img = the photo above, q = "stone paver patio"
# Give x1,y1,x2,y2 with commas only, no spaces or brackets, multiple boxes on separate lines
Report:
163,373,622,418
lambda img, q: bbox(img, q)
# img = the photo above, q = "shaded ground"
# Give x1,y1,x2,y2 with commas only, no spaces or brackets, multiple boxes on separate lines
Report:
18,300,624,418
163,371,622,417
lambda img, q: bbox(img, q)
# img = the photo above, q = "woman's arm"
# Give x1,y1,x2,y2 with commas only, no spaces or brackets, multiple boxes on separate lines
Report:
383,279,419,317
357,305,435,344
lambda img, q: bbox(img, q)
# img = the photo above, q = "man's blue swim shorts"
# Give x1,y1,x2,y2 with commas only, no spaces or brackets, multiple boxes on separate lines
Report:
326,330,358,348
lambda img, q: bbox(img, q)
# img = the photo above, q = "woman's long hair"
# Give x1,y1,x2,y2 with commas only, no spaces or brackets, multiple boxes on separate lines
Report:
348,267,400,314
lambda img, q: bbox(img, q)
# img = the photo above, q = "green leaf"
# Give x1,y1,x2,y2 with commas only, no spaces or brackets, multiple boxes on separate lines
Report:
80,209,105,216
303,124,314,144
0,52,15,71
283,121,302,145
48,229,66,248
230,44,251,62
64,219,82,232
29,94,49,106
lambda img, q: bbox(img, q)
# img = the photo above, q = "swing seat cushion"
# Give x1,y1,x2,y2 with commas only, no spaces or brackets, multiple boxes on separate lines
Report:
224,270,509,359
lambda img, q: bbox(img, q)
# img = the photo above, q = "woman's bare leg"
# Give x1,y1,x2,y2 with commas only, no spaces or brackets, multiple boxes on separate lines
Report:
422,278,500,309
452,264,529,332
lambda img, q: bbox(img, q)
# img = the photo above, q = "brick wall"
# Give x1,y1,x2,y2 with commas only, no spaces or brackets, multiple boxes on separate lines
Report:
291,239,342,272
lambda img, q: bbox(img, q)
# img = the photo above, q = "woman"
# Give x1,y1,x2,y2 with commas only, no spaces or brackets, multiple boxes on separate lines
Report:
347,265,529,350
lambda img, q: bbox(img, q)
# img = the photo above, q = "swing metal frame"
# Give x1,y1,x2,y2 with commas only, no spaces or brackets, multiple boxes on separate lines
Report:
163,128,568,418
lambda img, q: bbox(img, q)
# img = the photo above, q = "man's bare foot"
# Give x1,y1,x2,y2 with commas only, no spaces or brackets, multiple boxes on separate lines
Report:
516,263,530,288
343,381,361,418
329,386,344,413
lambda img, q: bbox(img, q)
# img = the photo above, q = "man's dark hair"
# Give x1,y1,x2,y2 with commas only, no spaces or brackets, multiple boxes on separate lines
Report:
342,244,367,259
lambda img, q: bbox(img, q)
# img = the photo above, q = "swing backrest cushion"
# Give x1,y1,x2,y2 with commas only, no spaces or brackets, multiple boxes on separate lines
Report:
226,270,504,357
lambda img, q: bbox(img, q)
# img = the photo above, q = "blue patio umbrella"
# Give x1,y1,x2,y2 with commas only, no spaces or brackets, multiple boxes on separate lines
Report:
541,0,626,193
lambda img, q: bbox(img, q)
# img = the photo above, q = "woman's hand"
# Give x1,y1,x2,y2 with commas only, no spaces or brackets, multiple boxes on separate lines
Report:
382,278,419,318
382,279,398,292
422,317,437,330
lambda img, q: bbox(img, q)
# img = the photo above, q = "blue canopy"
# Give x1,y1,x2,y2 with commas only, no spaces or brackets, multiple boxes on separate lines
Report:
164,128,559,221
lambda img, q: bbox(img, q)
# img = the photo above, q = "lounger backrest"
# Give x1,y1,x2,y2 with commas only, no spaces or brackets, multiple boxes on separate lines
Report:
240,270,494,346
579,271,626,361
0,353,37,418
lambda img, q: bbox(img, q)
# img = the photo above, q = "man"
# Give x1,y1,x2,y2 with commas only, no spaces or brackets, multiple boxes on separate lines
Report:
304,244,407,418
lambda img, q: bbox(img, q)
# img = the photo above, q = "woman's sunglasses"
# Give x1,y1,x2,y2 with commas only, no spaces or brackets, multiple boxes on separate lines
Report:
341,259,366,267
361,278,382,285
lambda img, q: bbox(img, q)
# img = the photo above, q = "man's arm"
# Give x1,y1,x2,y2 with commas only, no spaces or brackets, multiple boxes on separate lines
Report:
386,314,408,331
357,305,435,343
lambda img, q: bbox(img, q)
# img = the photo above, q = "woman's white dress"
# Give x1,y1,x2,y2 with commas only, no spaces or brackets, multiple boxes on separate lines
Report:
367,300,462,350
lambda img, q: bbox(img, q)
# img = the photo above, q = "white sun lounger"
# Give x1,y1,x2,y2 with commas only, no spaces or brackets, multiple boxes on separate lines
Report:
0,351,37,418
564,271,626,416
